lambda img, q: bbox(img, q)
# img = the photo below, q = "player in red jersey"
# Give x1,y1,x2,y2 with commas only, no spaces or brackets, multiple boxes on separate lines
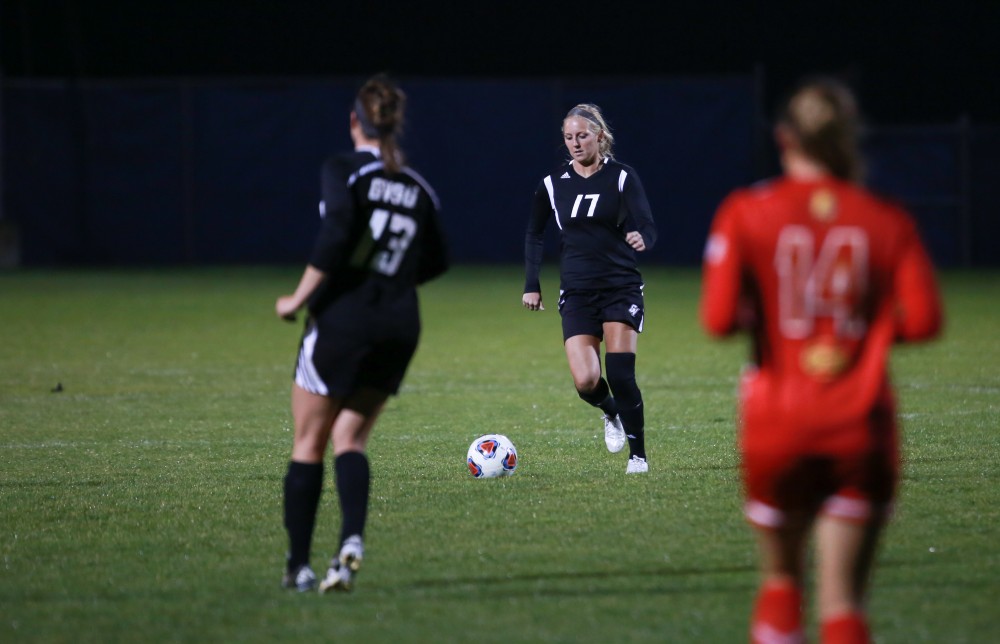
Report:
700,78,942,644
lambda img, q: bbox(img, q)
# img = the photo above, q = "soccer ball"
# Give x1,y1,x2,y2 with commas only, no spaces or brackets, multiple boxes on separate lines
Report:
467,434,518,478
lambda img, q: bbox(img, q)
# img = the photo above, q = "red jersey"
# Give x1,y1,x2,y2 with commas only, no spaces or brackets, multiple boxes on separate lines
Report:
701,176,942,454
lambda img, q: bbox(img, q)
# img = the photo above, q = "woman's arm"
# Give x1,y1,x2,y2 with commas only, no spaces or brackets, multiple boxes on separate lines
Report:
276,265,327,321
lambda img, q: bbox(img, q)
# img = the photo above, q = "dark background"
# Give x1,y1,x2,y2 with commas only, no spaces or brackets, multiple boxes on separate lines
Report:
2,1,998,268
4,1,998,124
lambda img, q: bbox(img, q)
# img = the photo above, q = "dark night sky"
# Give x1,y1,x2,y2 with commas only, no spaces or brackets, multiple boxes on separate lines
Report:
3,1,999,124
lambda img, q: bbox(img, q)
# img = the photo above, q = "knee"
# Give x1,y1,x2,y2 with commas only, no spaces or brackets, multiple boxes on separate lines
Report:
570,360,603,394
331,412,375,456
332,435,368,457
291,420,330,462
575,373,611,408
291,440,326,463
573,373,602,395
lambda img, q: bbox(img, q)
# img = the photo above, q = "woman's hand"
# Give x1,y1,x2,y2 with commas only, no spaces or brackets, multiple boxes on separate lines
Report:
625,231,646,251
522,292,545,311
275,295,301,322
276,265,327,322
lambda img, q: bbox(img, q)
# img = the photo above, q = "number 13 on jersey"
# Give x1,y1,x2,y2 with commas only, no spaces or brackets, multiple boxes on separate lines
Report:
351,208,417,277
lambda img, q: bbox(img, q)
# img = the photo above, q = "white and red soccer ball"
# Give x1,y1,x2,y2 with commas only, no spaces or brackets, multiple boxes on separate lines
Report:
467,434,518,478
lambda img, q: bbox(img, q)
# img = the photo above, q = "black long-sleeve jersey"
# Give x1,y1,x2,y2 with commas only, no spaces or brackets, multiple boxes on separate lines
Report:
524,158,658,293
307,147,449,314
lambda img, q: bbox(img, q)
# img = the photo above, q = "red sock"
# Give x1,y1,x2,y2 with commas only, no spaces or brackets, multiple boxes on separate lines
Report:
751,581,803,644
821,613,869,644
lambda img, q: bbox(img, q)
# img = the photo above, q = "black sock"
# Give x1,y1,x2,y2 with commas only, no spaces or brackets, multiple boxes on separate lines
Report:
577,377,618,417
606,352,646,460
335,451,370,546
283,461,324,570
620,402,646,459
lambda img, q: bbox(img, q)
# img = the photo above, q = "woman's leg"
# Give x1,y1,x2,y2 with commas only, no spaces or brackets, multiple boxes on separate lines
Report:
291,384,340,462
603,323,645,463
283,384,341,586
564,334,604,394
750,517,810,644
565,334,623,451
815,515,883,643
330,388,387,544
319,388,389,592
603,322,637,354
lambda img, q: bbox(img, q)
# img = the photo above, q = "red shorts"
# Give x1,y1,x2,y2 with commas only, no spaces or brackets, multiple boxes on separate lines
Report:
740,409,899,529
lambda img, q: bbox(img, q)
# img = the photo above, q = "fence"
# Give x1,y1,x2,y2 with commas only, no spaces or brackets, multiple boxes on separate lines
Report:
1,75,996,267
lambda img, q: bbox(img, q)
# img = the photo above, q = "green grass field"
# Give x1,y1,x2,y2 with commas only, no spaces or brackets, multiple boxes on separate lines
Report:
1,265,997,643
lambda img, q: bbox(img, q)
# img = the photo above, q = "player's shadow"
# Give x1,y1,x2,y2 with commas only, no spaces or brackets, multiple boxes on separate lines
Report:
392,563,757,599
387,556,948,600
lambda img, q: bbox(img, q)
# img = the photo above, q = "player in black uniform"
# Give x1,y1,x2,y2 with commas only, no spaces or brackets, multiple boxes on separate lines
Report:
523,103,658,474
275,75,449,593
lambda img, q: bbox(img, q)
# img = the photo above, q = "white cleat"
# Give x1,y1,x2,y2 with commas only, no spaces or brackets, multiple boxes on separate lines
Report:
319,561,352,593
339,534,364,572
626,455,648,474
281,564,317,592
319,535,364,594
603,414,626,453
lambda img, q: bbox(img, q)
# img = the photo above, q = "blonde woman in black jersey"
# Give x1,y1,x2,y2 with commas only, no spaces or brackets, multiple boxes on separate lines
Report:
523,104,658,474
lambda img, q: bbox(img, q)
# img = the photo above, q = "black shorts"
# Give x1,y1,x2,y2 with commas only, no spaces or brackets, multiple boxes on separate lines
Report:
294,291,420,397
558,286,645,341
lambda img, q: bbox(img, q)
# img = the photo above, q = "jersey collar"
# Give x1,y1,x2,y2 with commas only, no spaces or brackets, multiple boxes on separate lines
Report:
569,156,608,176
